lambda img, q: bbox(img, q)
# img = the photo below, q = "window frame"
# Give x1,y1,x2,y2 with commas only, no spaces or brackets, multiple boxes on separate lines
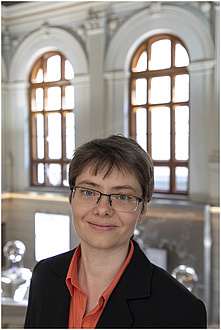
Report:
29,51,75,188
129,34,190,195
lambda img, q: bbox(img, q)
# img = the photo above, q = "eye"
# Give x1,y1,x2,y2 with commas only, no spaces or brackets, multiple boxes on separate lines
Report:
80,188,94,197
117,195,138,204
118,194,129,201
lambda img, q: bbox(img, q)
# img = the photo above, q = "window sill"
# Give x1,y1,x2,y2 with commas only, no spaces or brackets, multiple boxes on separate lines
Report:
1,187,70,202
151,193,205,210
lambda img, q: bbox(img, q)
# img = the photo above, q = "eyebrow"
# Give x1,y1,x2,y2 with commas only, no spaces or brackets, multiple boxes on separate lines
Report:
111,185,137,193
76,180,137,194
76,180,99,188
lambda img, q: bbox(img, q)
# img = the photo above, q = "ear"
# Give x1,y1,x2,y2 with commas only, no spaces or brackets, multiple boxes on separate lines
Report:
138,201,148,223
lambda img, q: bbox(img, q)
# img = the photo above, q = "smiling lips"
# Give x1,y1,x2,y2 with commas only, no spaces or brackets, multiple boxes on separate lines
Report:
88,221,117,231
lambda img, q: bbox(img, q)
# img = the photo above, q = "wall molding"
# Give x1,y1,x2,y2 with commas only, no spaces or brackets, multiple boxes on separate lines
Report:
9,25,88,82
105,4,214,72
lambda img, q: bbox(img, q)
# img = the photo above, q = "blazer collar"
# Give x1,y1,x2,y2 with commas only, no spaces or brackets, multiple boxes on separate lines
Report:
123,240,152,299
44,250,75,328
49,241,152,294
46,242,152,328
50,249,76,279
96,240,153,328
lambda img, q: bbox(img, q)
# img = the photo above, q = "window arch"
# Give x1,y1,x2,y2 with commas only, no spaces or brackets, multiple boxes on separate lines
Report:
30,51,75,187
129,34,190,195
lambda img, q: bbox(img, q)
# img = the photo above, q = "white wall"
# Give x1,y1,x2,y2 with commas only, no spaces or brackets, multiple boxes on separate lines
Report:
1,1,219,205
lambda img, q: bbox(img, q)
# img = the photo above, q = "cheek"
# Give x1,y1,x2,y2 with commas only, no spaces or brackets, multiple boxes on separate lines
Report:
71,204,87,239
71,199,87,215
122,213,141,231
71,202,85,227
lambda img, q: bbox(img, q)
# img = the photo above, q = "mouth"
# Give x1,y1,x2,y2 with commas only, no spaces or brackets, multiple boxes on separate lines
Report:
88,221,117,232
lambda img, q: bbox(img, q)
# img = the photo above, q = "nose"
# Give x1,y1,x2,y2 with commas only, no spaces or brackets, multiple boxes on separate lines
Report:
93,194,114,217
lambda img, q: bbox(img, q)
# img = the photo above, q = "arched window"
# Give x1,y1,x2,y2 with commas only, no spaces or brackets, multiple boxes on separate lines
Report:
130,34,190,195
30,51,75,187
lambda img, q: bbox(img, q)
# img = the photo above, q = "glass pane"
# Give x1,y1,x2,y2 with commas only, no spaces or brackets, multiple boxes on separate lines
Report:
47,163,61,186
36,68,43,83
37,163,44,184
149,39,171,70
175,106,189,160
35,212,70,262
175,44,189,67
63,164,70,187
45,55,61,82
66,112,75,159
154,166,170,191
65,60,74,80
150,76,171,104
47,87,61,110
136,108,147,151
175,167,188,191
135,51,147,72
151,107,170,160
32,88,43,111
64,85,75,110
48,113,61,159
132,79,147,105
174,74,189,102
37,114,44,159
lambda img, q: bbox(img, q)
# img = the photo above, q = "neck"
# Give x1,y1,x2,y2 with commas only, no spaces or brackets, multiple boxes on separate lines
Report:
77,241,130,303
79,241,130,280
77,241,131,314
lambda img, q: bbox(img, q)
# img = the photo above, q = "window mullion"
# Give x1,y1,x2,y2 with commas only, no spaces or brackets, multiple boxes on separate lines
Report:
61,111,66,186
44,111,48,160
61,55,65,80
147,105,151,155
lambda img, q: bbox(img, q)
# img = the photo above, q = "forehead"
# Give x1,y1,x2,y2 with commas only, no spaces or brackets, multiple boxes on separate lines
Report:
76,165,142,192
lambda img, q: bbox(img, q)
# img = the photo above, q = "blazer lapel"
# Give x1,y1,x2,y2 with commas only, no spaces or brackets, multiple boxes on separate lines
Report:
97,289,133,328
45,250,75,328
97,240,152,328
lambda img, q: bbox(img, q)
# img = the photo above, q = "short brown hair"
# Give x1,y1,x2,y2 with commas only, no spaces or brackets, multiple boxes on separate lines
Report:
69,135,154,201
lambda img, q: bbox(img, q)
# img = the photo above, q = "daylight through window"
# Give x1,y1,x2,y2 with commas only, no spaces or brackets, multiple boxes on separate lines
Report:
130,35,190,194
30,52,75,187
35,212,70,262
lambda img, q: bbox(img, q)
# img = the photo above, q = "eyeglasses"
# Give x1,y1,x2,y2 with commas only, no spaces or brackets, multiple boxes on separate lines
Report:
70,186,144,213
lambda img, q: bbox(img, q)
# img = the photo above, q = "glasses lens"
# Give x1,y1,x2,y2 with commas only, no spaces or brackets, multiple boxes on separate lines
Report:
74,187,99,203
111,195,139,212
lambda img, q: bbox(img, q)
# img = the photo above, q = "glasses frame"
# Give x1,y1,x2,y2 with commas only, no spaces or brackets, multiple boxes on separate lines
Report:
70,186,144,212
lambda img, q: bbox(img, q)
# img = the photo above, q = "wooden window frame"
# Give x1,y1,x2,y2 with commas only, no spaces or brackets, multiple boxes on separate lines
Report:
129,34,189,195
30,51,74,188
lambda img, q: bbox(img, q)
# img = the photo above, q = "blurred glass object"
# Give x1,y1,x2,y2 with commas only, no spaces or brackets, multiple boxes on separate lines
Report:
3,240,26,265
1,241,32,303
171,265,198,292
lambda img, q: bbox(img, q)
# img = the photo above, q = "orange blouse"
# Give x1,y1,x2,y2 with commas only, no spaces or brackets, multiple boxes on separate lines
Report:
66,241,134,329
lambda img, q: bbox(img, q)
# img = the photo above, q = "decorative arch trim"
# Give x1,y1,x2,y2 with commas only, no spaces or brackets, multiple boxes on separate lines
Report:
9,26,88,82
105,4,214,72
1,55,7,82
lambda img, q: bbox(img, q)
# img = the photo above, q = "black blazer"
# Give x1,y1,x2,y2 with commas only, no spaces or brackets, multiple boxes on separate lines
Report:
25,240,207,328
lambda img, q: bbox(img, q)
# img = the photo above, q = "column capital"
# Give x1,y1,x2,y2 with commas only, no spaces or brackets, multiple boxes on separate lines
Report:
85,9,106,32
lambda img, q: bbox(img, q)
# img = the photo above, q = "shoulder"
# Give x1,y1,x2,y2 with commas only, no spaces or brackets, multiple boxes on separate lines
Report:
32,249,76,282
127,241,207,327
132,239,196,296
151,265,207,326
151,263,198,300
131,240,205,306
